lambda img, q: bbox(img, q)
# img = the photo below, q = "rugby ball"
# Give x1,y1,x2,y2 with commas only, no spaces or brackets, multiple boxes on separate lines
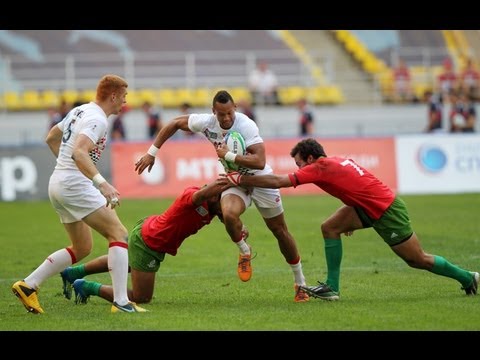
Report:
220,131,246,171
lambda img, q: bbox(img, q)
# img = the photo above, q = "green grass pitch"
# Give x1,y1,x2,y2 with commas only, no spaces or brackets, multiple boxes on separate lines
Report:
0,193,479,330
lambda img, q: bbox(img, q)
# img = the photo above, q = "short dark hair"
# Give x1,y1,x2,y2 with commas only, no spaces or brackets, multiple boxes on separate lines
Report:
213,90,234,106
290,138,326,161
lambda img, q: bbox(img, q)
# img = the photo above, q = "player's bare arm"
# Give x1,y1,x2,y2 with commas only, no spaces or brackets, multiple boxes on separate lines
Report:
243,173,292,188
45,125,63,158
221,172,293,188
134,115,190,174
191,180,225,205
73,134,121,209
216,142,266,170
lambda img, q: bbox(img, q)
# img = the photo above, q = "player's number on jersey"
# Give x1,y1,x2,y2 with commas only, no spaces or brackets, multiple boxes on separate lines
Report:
340,159,364,176
62,120,74,143
62,109,84,143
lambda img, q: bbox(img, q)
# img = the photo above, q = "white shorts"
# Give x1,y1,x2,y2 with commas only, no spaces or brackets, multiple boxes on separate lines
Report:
48,170,106,223
221,185,284,219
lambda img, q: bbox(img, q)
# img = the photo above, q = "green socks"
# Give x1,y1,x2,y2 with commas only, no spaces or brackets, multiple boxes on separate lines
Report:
323,244,472,293
82,280,102,297
324,238,342,292
68,264,87,282
430,255,473,287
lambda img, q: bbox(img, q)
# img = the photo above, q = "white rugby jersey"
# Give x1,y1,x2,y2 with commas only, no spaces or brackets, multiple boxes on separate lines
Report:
54,102,108,171
188,112,273,175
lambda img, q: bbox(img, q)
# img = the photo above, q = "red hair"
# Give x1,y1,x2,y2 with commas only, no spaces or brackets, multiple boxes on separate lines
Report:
96,74,128,102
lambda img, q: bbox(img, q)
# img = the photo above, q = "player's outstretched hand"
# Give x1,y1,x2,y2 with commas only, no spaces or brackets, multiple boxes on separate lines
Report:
218,172,239,190
223,171,242,186
135,154,155,175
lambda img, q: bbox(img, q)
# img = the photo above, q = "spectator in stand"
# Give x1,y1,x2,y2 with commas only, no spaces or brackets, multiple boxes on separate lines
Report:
436,58,458,99
142,101,162,139
47,107,63,130
237,98,257,124
449,91,476,133
248,60,280,106
459,58,480,101
392,59,413,103
297,98,314,137
180,102,191,115
424,91,444,133
110,105,129,141
48,99,70,130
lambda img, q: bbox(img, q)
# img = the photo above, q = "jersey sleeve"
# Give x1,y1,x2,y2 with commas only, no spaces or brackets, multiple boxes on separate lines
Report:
56,117,66,132
79,112,107,144
287,173,299,187
289,165,320,187
56,108,75,132
179,186,200,206
243,126,262,149
188,113,211,133
237,113,263,148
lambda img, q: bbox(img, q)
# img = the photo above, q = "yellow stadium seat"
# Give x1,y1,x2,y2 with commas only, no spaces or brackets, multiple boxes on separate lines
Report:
285,86,307,105
335,30,349,43
22,90,43,110
190,88,210,107
277,87,291,105
363,57,385,74
345,37,362,54
378,71,394,95
61,90,79,105
138,89,158,105
125,89,142,108
175,88,194,106
414,83,432,100
157,89,177,108
229,87,252,103
4,91,22,111
307,86,328,105
79,89,96,104
41,90,60,108
353,47,369,63
324,86,345,104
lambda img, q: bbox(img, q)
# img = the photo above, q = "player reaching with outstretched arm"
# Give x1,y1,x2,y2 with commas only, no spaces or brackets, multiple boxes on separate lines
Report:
12,74,145,314
134,90,309,302
60,180,226,305
219,138,478,300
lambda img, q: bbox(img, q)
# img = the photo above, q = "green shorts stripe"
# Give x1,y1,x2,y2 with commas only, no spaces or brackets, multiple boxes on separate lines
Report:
128,217,165,272
355,197,413,246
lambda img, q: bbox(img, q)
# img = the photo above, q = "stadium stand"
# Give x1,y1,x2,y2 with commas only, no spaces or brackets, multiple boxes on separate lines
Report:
0,31,477,110
442,30,475,71
332,30,458,102
0,30,347,111
463,31,480,63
